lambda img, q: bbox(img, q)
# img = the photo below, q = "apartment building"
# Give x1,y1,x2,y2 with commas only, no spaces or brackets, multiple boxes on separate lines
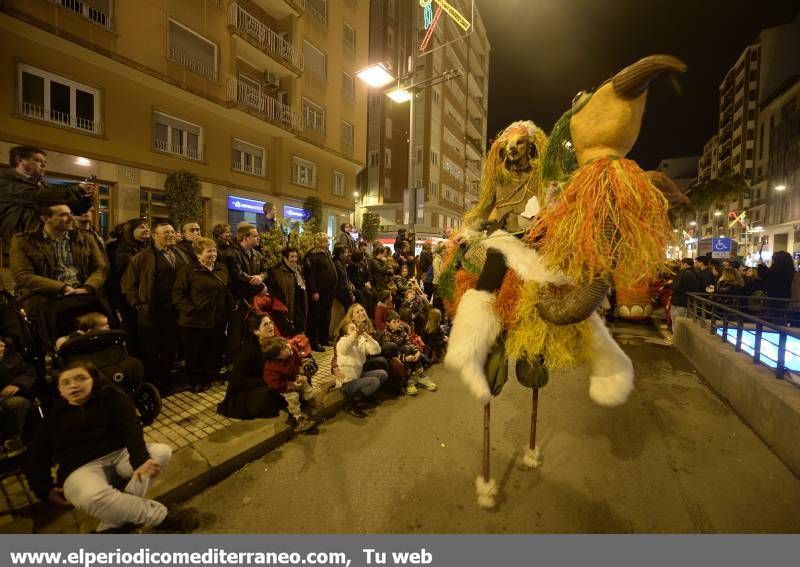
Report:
0,0,368,247
362,0,489,244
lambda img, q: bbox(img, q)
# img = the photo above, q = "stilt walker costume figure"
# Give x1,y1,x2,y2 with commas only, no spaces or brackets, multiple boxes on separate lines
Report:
444,55,687,508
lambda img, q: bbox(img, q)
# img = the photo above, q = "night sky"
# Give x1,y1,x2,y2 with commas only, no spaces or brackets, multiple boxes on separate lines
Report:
475,0,799,169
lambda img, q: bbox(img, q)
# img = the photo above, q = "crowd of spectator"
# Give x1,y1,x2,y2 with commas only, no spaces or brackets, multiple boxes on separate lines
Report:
0,145,452,533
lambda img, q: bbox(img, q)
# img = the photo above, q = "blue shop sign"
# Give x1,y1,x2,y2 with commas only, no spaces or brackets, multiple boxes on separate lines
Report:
283,205,308,220
227,195,265,213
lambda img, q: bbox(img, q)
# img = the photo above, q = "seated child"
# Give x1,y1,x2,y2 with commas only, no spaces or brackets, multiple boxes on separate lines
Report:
382,311,437,396
374,290,395,333
397,308,430,368
422,307,448,362
335,322,388,418
400,287,427,335
55,312,111,351
262,337,323,432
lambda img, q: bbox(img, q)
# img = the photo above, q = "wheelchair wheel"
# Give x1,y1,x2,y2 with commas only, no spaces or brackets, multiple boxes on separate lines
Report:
135,382,162,426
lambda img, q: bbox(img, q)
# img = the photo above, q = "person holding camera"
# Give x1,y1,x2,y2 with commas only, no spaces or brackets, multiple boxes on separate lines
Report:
334,320,387,418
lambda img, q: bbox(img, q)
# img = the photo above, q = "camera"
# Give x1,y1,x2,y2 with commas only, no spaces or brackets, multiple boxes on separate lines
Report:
301,357,318,380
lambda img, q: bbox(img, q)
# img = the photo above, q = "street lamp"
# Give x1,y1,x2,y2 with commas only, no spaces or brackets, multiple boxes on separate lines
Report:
386,88,413,103
775,184,787,192
355,63,395,89
690,221,697,226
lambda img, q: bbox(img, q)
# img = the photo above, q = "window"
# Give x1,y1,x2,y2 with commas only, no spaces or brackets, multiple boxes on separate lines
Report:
168,19,218,81
385,117,392,139
332,170,345,196
387,27,394,49
153,111,203,160
306,0,327,24
430,180,438,197
302,97,326,134
18,64,102,135
341,121,354,150
384,148,392,168
369,150,380,167
303,39,327,80
431,150,439,166
292,156,317,188
343,21,356,52
432,89,440,105
232,139,265,176
341,72,355,101
384,178,392,198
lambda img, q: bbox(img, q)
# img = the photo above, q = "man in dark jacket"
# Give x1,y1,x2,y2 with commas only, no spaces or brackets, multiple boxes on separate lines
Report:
671,258,703,319
121,223,187,391
10,204,108,330
336,223,357,255
223,224,267,356
24,362,197,533
0,146,95,242
304,234,338,351
694,256,716,291
0,337,35,459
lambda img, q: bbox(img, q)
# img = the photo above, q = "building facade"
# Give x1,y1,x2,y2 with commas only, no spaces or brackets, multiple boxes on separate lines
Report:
361,0,489,245
0,0,368,254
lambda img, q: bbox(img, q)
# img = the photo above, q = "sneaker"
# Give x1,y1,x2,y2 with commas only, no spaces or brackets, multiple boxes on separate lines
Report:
406,382,418,396
293,416,317,433
3,438,26,459
417,377,438,391
344,404,368,418
154,508,200,533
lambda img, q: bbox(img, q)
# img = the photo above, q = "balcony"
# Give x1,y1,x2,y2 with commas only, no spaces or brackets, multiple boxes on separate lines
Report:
233,160,264,176
47,0,113,30
305,0,327,25
167,46,218,81
466,136,482,160
153,138,203,161
228,3,303,76
251,0,305,19
227,77,303,132
18,101,103,135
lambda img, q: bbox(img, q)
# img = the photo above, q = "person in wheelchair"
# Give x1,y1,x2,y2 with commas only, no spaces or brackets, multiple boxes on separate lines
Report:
55,312,162,425
0,337,35,460
24,362,197,533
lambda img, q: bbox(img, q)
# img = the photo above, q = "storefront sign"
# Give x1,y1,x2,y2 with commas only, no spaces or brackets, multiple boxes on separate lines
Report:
227,196,265,213
283,205,308,220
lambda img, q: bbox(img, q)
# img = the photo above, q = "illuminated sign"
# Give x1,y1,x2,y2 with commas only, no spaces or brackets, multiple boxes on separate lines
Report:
419,6,443,52
227,195,265,213
283,205,308,220
433,0,470,32
420,0,433,29
418,0,470,53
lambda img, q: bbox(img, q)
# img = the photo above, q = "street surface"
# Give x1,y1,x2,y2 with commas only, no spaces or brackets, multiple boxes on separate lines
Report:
188,323,800,533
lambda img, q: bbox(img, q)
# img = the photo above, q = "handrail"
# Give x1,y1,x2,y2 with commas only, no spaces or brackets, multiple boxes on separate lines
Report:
228,3,304,72
686,293,800,383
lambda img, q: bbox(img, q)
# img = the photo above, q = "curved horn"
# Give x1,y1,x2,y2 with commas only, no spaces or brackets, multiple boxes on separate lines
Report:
536,221,617,326
536,275,611,326
613,55,687,100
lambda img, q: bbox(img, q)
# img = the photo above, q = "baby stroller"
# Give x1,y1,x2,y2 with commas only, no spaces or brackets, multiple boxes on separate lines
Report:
35,296,162,425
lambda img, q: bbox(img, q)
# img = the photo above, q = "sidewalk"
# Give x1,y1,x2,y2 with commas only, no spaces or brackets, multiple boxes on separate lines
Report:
0,346,338,533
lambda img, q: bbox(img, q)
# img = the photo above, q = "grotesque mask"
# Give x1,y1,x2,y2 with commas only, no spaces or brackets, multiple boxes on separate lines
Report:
500,127,532,169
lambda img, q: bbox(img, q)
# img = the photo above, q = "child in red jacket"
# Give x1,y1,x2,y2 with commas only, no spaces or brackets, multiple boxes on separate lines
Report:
262,337,321,432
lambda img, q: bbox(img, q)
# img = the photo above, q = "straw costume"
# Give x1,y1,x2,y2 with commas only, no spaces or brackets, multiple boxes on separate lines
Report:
443,55,687,508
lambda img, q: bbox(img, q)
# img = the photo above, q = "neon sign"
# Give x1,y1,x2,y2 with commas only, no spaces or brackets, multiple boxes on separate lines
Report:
418,0,470,53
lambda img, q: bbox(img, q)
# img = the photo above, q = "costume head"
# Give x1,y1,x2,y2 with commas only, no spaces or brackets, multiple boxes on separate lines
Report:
465,120,547,226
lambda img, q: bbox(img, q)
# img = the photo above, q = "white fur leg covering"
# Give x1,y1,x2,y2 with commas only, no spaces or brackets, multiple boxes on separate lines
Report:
587,313,634,406
520,446,543,469
485,231,567,285
475,476,498,509
444,289,502,404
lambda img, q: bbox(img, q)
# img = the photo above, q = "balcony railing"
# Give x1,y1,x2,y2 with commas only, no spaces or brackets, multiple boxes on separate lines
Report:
18,101,103,135
227,78,303,132
167,46,218,81
153,138,203,161
233,161,264,176
228,3,304,72
305,0,327,24
47,0,113,30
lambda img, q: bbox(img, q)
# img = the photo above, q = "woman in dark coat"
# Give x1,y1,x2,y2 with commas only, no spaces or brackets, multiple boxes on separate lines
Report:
266,247,307,336
758,250,795,299
218,315,285,419
106,218,150,351
172,237,232,393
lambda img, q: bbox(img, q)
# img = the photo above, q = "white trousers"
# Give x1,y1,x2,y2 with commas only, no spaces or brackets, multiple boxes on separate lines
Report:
62,443,172,531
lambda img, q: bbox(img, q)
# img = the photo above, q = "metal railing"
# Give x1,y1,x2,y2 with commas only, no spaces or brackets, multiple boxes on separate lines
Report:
48,0,113,30
226,78,303,132
167,46,218,81
305,0,327,25
232,161,263,176
686,292,800,383
228,3,304,72
153,138,203,161
18,101,103,135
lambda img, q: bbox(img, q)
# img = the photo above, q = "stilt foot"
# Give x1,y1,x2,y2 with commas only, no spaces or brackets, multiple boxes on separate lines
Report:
521,445,542,469
475,476,498,509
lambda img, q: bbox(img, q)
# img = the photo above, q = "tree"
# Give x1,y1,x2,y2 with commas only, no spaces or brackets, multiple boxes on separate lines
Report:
302,196,323,223
164,170,203,229
285,217,320,258
360,210,380,243
259,224,286,270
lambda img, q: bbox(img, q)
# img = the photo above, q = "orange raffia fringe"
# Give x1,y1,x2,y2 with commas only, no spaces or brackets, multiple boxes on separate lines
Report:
527,158,671,290
496,271,523,328
445,270,479,318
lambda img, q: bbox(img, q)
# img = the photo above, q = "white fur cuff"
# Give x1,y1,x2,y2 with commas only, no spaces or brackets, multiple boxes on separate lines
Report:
587,314,634,406
520,446,543,469
475,476,498,509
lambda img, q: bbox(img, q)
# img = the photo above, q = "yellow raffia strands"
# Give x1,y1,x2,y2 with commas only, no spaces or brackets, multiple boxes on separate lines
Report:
505,280,592,370
528,158,671,290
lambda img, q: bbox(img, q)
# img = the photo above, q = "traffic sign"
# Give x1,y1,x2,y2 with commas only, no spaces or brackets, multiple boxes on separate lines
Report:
712,237,732,258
